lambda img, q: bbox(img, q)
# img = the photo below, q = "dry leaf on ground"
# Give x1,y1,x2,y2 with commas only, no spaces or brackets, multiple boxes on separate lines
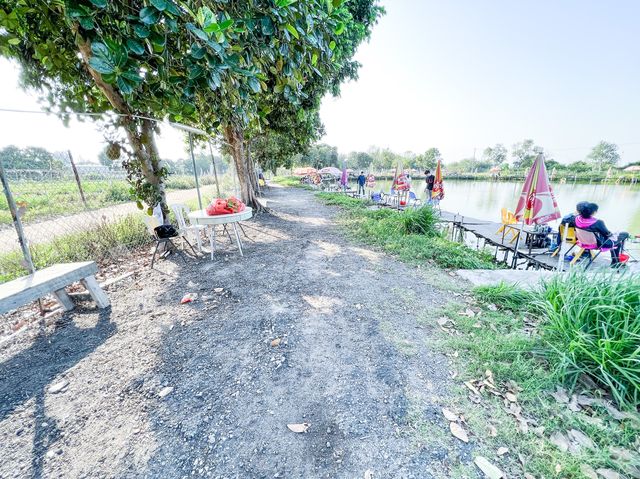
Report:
473,456,504,478
464,381,481,396
459,308,476,317
287,423,310,433
549,431,569,452
550,386,569,404
580,464,598,479
214,288,224,293
568,429,595,450
497,447,509,456
488,425,498,437
450,422,469,443
270,338,282,347
505,392,517,402
442,408,459,422
596,468,621,479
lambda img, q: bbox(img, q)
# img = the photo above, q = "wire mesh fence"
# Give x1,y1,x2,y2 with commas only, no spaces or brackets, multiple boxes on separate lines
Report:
0,160,240,284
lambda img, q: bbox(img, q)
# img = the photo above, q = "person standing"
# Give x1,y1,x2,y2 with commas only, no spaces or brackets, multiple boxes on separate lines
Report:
357,171,366,196
424,169,435,203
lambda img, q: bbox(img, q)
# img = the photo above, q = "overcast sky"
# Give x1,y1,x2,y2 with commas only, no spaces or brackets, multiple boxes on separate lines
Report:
1,0,639,165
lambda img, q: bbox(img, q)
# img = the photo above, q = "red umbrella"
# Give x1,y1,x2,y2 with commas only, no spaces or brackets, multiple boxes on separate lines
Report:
514,154,560,225
512,154,561,268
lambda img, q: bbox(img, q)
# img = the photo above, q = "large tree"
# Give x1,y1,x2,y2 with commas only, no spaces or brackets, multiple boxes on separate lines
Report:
418,147,441,170
587,141,620,170
511,139,543,169
0,0,382,212
482,144,507,166
0,145,63,170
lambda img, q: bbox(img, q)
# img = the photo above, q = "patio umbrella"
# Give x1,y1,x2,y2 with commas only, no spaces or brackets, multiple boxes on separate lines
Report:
432,158,444,202
319,166,341,177
512,154,561,268
392,162,410,191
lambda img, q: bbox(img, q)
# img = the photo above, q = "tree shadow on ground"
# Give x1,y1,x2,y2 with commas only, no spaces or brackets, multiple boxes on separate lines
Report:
0,307,115,478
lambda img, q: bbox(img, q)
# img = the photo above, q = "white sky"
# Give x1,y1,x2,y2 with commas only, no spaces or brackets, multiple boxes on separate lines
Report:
0,59,188,163
2,0,640,165
319,0,640,165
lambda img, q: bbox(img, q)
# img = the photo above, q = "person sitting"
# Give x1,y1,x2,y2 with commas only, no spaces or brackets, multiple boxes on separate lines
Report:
575,202,629,266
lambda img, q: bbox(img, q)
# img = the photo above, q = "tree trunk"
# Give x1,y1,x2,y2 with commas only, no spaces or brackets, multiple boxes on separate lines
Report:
225,125,262,210
75,31,168,220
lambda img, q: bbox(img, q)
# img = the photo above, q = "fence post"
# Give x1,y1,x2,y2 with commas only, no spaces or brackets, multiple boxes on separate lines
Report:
0,158,35,275
68,150,88,208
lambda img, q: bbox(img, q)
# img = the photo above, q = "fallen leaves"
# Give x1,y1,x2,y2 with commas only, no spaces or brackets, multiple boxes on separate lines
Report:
496,447,509,456
270,338,282,347
596,469,621,479
441,408,459,422
458,308,476,317
287,423,310,433
474,456,505,478
449,422,469,443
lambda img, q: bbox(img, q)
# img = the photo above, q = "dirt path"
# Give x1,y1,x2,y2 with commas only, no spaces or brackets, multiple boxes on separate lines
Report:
0,185,218,253
0,186,470,478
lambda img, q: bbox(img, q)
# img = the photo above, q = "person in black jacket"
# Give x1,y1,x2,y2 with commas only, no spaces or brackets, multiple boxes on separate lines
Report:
575,202,629,266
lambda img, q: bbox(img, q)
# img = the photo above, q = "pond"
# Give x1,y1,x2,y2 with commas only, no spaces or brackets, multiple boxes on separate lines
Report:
371,178,640,235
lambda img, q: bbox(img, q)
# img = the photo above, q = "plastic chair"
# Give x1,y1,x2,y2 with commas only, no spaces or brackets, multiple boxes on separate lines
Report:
408,191,423,208
171,203,206,253
496,208,518,240
570,228,608,268
551,224,577,258
142,215,193,268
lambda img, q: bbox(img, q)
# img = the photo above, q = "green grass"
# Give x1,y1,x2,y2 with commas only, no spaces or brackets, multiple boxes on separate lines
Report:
316,192,496,270
438,296,640,478
537,273,640,408
0,175,218,225
271,175,314,189
0,214,151,283
473,282,535,311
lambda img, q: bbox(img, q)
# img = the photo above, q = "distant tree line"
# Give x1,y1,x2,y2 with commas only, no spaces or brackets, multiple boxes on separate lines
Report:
289,139,628,175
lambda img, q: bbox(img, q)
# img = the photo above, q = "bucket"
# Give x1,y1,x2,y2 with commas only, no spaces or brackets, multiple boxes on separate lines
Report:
619,253,629,263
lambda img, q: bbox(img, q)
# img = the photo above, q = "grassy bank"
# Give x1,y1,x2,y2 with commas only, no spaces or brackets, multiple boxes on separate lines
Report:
315,192,495,269
0,214,151,283
437,274,640,478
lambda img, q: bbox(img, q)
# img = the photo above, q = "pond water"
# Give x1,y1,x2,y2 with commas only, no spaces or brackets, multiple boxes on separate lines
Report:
371,179,640,235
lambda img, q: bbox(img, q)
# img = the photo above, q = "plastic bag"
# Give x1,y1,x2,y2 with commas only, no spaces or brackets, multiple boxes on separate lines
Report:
206,197,246,215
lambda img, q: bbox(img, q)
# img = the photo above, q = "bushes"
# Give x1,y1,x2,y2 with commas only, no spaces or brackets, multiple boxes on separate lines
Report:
538,273,640,408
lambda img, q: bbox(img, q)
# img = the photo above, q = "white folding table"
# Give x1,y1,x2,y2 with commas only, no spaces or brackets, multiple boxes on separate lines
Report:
188,208,253,259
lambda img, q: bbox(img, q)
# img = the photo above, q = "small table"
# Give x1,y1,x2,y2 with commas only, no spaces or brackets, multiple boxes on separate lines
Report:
188,208,253,259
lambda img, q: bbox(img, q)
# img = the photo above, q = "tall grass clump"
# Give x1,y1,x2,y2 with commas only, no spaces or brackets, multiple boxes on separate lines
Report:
538,272,640,408
474,282,535,311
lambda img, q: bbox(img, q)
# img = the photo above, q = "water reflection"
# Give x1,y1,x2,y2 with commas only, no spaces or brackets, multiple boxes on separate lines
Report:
373,179,640,233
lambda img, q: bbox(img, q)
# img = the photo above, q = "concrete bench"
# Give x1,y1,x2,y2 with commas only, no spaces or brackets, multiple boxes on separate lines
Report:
0,261,110,315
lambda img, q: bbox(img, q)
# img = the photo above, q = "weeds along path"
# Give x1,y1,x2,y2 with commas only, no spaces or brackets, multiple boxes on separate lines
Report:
0,186,216,254
0,186,469,478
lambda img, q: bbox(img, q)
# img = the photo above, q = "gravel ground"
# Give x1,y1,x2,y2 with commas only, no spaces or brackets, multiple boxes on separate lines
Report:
0,185,472,478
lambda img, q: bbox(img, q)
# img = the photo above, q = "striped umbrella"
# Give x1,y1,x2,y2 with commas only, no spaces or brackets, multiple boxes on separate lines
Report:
514,154,560,225
512,154,561,268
